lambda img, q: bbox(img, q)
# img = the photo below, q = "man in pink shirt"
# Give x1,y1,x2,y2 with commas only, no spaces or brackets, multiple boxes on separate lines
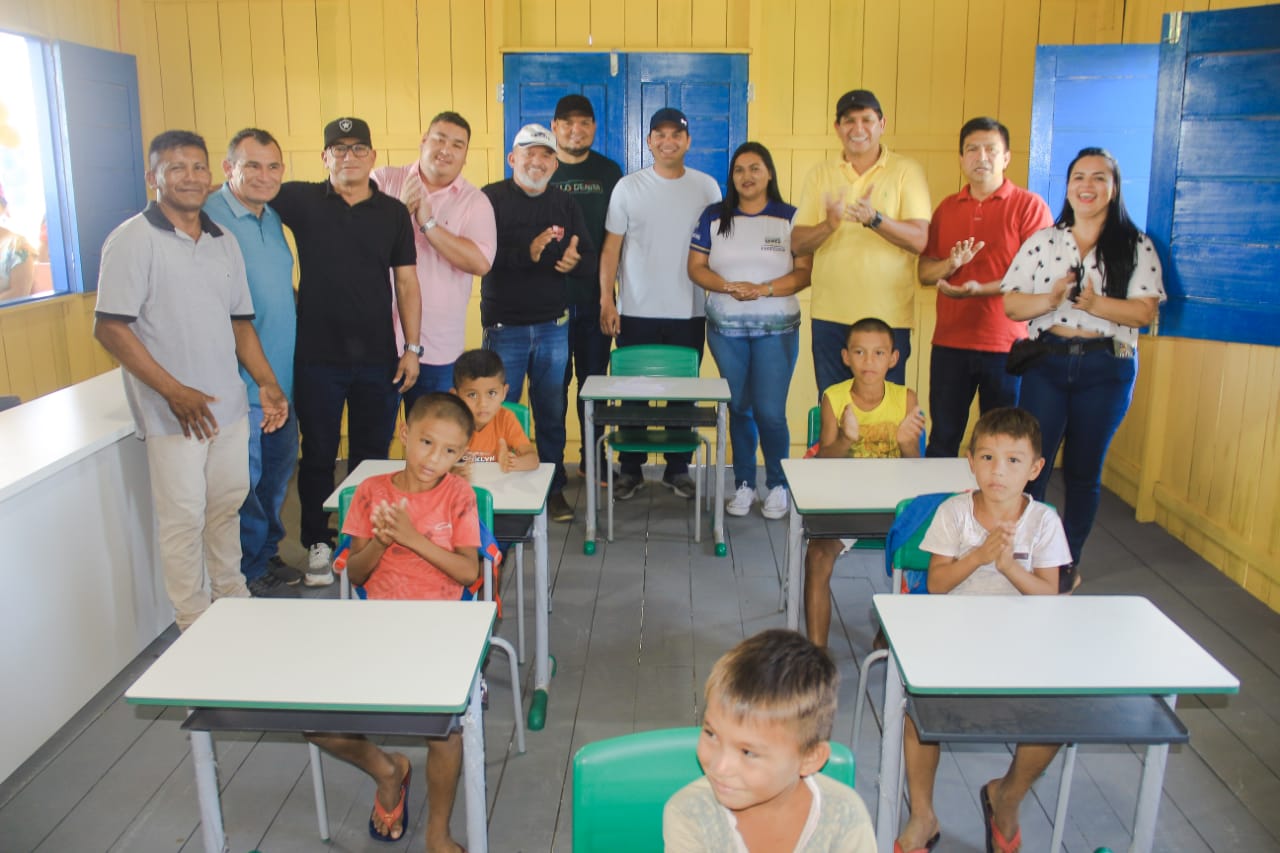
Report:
374,111,498,412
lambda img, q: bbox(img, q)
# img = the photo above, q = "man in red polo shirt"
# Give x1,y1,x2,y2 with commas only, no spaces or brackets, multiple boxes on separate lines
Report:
918,117,1052,457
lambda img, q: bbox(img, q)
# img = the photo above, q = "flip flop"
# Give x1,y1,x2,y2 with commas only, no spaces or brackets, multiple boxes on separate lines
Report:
368,767,410,842
980,783,1022,853
893,831,941,853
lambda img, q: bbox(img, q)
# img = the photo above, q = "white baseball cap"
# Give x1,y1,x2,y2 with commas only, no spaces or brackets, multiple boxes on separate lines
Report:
513,124,558,153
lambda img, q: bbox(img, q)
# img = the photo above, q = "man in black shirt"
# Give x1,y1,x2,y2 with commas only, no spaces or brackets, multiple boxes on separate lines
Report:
481,124,595,522
549,95,623,480
272,117,420,583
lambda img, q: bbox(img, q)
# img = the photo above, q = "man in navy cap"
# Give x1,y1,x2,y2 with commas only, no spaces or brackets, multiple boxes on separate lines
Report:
598,107,721,499
272,117,421,584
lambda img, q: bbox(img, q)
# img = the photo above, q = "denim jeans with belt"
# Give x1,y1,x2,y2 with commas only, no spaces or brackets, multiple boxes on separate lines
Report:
1018,334,1137,564
706,326,798,491
925,345,1021,458
483,318,569,494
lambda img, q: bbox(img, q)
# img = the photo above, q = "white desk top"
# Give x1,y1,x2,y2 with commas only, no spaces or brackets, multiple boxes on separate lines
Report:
874,594,1239,696
0,369,137,502
324,460,555,514
579,374,731,402
126,598,496,713
781,457,976,513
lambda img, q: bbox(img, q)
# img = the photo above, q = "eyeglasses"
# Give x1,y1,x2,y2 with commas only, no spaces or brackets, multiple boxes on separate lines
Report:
329,143,372,158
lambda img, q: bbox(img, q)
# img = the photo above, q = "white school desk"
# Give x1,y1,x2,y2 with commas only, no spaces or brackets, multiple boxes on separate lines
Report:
580,375,730,555
872,594,1239,853
324,461,557,730
779,458,977,629
125,598,497,853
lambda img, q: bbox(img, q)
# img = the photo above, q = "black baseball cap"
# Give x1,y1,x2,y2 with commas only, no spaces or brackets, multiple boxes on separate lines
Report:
324,117,372,148
555,94,595,120
835,89,883,119
649,107,689,132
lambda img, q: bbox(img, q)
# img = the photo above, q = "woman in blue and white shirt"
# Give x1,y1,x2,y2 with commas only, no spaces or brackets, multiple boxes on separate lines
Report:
1002,147,1165,581
689,142,812,520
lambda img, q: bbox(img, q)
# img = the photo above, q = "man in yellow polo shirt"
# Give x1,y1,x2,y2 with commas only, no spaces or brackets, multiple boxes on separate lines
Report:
793,89,931,393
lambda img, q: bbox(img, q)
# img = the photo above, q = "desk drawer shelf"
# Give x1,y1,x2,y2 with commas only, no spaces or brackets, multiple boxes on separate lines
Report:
906,694,1189,745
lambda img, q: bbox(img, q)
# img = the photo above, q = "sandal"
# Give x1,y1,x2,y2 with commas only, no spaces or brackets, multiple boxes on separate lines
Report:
980,783,1021,853
368,767,410,842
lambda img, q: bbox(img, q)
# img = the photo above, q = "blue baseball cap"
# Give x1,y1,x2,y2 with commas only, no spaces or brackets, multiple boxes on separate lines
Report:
649,107,689,132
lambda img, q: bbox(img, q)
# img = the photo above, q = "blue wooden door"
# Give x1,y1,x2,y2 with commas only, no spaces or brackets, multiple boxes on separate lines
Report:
52,41,146,292
1147,6,1280,346
1029,45,1160,226
502,53,627,173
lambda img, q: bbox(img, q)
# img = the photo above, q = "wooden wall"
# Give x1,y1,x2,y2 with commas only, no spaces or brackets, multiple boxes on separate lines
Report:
1,0,1276,611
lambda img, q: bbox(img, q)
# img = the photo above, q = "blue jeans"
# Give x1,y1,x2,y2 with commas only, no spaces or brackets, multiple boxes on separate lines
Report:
294,361,401,547
617,315,706,477
564,303,613,468
925,345,1021,458
483,319,569,493
402,361,457,418
1018,338,1137,564
811,319,911,397
706,326,798,491
240,405,298,580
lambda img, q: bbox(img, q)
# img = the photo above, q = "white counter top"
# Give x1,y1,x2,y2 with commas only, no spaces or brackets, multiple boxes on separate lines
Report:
0,369,136,501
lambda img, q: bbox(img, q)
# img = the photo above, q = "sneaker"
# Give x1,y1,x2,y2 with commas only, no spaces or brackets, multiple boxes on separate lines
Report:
662,472,696,499
726,483,756,517
480,674,490,710
267,555,303,586
761,485,789,520
614,471,644,501
248,573,300,598
548,491,574,523
305,543,334,587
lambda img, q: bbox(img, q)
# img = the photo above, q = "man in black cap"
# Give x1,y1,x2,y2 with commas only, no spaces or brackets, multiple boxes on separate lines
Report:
598,107,721,499
792,89,931,393
272,117,421,584
549,94,623,479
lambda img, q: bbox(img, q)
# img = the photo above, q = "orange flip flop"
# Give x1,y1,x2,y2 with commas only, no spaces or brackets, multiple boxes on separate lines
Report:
369,768,410,842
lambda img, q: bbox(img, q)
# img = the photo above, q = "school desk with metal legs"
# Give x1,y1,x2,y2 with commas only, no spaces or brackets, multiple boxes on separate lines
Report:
580,375,730,556
872,594,1239,853
125,598,497,853
779,457,977,629
324,461,557,730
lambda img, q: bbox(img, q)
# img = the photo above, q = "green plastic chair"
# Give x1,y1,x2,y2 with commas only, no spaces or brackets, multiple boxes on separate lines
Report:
598,345,712,543
502,400,531,434
571,727,855,853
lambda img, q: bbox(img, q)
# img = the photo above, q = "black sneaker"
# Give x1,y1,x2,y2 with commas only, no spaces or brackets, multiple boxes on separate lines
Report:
249,573,300,598
662,472,696,499
548,491,574,523
267,555,304,586
614,471,644,501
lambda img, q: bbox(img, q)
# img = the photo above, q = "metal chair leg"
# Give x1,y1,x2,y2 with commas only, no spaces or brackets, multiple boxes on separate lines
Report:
307,742,330,840
487,636,526,754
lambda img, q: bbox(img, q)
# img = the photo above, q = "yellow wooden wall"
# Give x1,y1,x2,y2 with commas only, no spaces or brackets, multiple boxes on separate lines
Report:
1,0,1276,611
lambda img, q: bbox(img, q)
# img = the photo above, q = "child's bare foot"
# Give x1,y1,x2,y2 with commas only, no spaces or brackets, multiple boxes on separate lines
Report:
370,752,412,840
426,834,467,853
894,813,940,852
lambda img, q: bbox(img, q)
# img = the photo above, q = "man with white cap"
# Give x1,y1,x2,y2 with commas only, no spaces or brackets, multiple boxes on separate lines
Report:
481,124,595,522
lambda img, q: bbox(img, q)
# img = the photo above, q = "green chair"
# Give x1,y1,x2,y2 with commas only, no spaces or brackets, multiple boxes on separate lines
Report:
502,400,531,434
598,345,712,543
571,727,855,853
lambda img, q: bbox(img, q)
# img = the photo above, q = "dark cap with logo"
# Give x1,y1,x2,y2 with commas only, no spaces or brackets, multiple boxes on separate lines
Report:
324,117,373,149
835,89,883,119
555,94,595,121
649,107,689,132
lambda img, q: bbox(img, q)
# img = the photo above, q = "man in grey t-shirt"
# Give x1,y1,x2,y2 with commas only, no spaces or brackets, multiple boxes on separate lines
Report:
95,130,287,630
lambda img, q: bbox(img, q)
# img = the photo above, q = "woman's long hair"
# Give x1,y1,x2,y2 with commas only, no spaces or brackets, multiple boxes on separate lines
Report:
716,141,784,238
1055,147,1139,299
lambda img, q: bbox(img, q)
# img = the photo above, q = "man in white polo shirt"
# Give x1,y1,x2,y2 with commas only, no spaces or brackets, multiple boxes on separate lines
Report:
94,130,288,630
598,107,721,499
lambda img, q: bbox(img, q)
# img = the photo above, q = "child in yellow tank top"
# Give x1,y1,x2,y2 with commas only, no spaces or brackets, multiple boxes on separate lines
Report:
804,319,926,648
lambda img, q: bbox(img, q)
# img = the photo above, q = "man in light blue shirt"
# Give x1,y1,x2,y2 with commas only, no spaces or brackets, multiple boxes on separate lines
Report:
204,128,300,597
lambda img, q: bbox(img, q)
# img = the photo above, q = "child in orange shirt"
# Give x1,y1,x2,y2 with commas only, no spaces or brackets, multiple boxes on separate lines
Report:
451,349,538,474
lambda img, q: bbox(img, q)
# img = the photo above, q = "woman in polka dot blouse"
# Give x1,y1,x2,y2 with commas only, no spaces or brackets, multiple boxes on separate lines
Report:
1001,147,1165,586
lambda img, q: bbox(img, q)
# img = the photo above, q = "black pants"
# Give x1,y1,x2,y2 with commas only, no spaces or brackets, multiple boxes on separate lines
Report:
616,315,706,477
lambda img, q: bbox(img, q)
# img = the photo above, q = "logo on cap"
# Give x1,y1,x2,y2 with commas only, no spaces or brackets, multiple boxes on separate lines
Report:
339,118,353,132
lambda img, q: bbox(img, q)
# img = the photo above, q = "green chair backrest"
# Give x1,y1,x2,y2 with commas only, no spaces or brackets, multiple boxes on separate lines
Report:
892,496,941,573
571,727,855,853
473,485,494,528
807,404,821,447
502,401,531,435
338,485,357,529
610,344,700,379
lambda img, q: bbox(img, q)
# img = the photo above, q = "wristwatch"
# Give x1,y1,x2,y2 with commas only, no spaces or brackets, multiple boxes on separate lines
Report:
865,210,883,230
405,343,424,356
419,217,438,233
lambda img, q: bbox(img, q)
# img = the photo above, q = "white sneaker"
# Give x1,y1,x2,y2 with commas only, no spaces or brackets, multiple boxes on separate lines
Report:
761,486,789,520
726,483,757,517
305,543,334,587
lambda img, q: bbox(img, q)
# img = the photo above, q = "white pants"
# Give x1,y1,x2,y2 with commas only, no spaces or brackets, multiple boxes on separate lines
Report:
145,416,250,630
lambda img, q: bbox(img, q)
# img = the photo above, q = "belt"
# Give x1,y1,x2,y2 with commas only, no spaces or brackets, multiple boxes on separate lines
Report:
1041,336,1113,355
